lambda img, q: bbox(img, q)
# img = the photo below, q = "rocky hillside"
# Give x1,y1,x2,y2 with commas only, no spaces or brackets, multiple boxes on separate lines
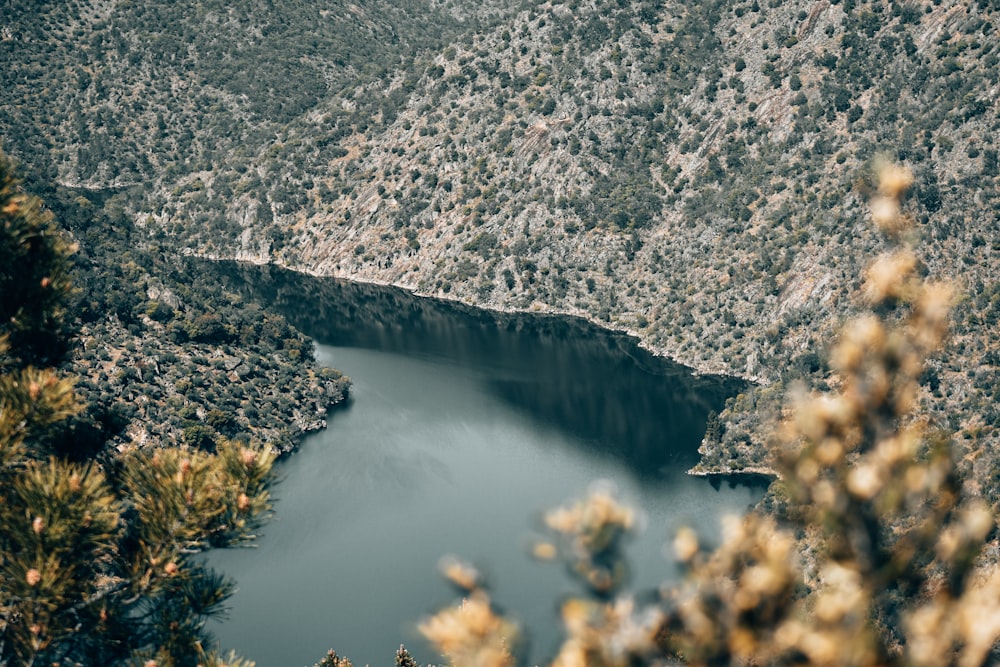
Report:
2,0,998,476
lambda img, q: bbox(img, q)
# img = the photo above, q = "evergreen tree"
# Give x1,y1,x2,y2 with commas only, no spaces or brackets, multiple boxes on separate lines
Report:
0,148,74,369
0,147,273,666
395,644,419,667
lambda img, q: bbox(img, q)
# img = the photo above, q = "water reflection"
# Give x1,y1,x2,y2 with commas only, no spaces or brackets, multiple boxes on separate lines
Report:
195,260,745,479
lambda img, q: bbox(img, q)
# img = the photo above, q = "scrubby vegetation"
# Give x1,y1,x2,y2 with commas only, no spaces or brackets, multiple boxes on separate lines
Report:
2,0,997,470
3,0,996,496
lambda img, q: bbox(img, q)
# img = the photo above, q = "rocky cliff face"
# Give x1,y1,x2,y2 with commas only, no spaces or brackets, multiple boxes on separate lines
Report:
2,0,998,474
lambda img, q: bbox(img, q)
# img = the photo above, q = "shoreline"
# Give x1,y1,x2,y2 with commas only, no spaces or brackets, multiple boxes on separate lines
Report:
186,251,768,480
184,250,765,384
688,465,780,480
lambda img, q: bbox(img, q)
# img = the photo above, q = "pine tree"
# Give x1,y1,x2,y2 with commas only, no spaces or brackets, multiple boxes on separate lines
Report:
395,644,419,667
0,147,74,369
315,649,354,667
0,147,274,666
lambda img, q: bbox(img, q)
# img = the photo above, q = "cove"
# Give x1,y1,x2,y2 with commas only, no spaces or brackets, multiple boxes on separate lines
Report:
199,262,766,667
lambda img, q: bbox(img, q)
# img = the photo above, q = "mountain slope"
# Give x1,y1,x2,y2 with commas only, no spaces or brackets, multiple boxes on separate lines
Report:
2,0,998,476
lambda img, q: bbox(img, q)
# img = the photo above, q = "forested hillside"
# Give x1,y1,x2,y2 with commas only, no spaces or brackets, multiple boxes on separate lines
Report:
2,0,997,480
16,177,350,456
0,0,519,188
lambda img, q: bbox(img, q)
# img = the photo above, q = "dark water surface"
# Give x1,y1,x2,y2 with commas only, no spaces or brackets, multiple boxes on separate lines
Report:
201,262,765,667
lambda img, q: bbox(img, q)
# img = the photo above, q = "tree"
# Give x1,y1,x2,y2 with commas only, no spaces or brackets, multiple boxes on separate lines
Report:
0,146,74,368
0,147,273,666
395,644,419,667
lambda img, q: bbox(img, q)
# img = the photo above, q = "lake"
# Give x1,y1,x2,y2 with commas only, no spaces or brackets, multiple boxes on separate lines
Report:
202,263,765,667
